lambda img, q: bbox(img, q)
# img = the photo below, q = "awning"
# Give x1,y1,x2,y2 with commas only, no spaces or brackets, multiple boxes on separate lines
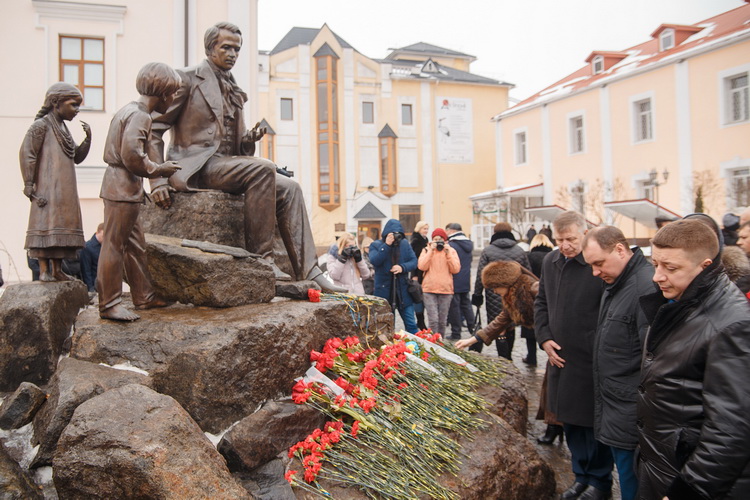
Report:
524,205,567,221
353,201,387,220
605,199,681,230
470,182,544,201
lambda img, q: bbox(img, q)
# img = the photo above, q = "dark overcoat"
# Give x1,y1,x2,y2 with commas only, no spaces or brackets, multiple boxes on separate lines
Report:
534,249,603,427
369,219,417,308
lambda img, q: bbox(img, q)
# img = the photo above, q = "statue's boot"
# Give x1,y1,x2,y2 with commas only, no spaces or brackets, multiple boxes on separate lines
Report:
306,265,347,293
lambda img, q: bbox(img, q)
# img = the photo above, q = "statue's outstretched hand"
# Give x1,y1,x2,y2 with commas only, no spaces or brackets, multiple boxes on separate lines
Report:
80,120,92,140
245,122,267,143
156,161,181,178
151,184,176,210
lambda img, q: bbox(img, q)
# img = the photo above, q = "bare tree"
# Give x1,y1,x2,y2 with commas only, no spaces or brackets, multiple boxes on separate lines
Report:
585,177,627,226
692,170,723,215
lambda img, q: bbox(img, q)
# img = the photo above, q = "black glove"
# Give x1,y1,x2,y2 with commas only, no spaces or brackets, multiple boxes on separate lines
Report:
471,293,484,307
338,247,351,263
352,248,362,262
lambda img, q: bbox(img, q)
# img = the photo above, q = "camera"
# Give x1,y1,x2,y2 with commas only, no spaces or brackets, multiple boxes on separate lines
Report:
435,241,445,251
391,232,405,246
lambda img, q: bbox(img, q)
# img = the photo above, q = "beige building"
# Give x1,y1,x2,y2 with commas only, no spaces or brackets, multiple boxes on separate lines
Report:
0,0,509,282
482,1,750,246
256,26,511,249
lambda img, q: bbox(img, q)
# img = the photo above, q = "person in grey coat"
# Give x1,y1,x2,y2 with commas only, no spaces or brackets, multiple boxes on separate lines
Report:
472,222,530,358
535,211,611,500
582,226,656,500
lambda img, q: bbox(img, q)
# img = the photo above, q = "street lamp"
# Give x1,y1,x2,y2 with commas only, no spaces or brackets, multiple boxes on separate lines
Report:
648,168,670,217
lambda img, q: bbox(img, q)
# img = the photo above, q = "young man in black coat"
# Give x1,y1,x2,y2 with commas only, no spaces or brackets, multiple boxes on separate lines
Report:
637,219,750,500
535,211,612,500
445,222,475,339
582,226,655,500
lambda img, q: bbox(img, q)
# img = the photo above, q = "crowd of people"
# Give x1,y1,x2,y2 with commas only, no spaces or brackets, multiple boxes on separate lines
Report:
325,208,749,500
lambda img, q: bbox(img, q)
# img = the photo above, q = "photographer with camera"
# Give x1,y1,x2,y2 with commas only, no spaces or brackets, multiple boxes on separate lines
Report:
369,219,419,333
327,233,372,295
418,228,461,338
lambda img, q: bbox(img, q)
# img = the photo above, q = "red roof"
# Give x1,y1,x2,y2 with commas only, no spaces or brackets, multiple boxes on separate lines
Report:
501,3,750,117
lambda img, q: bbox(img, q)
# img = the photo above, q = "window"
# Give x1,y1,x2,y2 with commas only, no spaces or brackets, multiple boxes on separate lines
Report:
592,56,603,75
401,104,413,126
60,35,104,110
398,206,421,237
726,73,749,124
730,168,749,207
634,99,653,142
379,136,397,197
362,101,374,124
569,115,585,154
570,181,586,215
261,134,274,161
514,131,527,165
659,29,675,51
280,98,293,120
315,52,340,208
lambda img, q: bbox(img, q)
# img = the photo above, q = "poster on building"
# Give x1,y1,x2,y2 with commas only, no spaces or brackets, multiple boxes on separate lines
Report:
436,97,473,163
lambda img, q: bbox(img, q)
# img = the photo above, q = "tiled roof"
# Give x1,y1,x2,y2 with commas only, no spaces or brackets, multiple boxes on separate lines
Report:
270,26,353,55
499,3,750,118
386,42,475,59
382,58,513,86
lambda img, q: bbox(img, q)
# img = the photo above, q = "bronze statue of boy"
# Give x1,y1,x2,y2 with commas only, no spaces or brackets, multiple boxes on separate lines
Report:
97,62,182,321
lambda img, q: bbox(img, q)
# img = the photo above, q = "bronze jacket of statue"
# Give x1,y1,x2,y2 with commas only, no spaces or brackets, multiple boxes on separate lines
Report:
148,59,254,192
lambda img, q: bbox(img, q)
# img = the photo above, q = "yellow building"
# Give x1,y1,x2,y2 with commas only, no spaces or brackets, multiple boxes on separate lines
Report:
485,2,750,245
257,26,511,250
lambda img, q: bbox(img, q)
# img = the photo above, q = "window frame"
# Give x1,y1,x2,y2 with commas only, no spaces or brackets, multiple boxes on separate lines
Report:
567,112,586,155
401,103,413,126
280,98,293,121
315,54,340,209
592,55,604,75
659,28,675,51
59,35,105,111
629,92,656,144
362,101,374,124
379,136,397,197
513,128,528,166
722,70,749,126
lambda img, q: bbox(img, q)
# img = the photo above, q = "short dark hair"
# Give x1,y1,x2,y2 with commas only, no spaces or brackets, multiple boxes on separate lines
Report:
652,219,718,262
494,222,512,233
553,210,586,234
582,226,629,253
445,223,462,231
135,62,181,97
204,22,242,55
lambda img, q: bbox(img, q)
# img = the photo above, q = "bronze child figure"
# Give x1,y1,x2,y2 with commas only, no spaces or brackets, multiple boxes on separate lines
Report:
20,83,91,282
97,62,182,321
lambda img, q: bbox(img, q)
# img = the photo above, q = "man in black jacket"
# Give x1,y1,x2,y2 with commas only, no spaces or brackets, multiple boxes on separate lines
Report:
80,223,103,292
637,219,750,500
446,223,475,339
535,211,612,500
582,226,655,500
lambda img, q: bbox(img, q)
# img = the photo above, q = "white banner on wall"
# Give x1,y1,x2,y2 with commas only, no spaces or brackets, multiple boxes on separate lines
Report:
436,97,473,163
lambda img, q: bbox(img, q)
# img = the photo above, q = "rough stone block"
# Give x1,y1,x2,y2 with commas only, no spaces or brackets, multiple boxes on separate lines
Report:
70,299,394,434
145,234,275,307
0,442,43,499
30,357,153,468
53,384,250,499
218,400,326,472
0,281,88,391
0,382,47,430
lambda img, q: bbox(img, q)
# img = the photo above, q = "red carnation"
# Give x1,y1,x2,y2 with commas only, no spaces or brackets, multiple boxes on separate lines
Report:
308,288,322,302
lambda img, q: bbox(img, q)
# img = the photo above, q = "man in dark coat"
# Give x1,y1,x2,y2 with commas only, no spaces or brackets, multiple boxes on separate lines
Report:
80,223,103,292
149,22,341,292
582,226,656,500
445,222,475,339
637,219,750,500
535,211,611,500
472,222,530,358
369,219,418,333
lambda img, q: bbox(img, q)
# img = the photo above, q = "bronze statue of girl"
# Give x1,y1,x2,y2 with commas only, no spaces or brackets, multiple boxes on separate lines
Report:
20,83,91,282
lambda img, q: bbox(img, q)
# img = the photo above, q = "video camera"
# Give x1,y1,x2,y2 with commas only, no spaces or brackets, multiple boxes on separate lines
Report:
391,232,405,246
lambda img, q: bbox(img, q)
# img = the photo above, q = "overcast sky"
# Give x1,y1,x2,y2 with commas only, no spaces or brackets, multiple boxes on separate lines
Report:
257,0,746,101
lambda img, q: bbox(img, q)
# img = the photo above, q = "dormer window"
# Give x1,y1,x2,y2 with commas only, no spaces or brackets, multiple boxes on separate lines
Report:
592,56,604,74
660,28,675,51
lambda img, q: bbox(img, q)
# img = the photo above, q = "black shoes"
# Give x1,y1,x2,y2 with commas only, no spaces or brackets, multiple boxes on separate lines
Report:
578,486,612,500
559,482,588,499
522,356,537,366
537,424,564,445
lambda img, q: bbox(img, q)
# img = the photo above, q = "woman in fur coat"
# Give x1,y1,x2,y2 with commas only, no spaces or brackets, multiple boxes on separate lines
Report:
455,260,537,349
